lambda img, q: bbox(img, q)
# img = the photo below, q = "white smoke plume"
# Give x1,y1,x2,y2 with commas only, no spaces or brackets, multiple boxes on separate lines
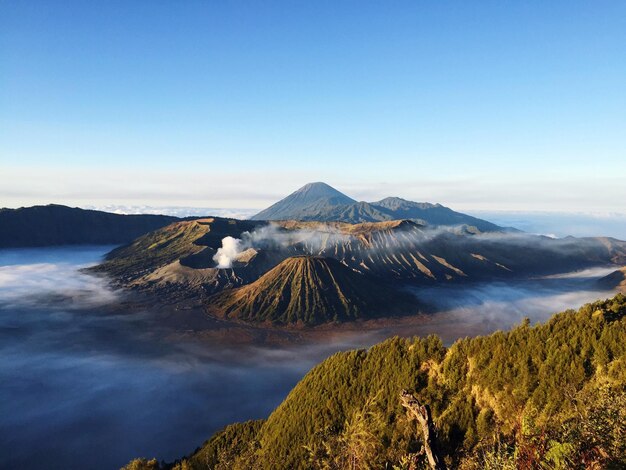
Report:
212,224,355,269
210,221,621,270
213,236,243,268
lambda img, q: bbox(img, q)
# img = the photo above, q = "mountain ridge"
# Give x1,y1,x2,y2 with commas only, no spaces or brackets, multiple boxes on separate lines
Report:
92,217,626,325
207,255,416,325
251,182,503,231
598,267,626,292
252,182,356,221
125,293,626,469
0,204,183,248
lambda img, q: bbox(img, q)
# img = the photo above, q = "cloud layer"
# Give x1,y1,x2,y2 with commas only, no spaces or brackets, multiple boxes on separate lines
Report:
2,166,625,214
0,245,620,469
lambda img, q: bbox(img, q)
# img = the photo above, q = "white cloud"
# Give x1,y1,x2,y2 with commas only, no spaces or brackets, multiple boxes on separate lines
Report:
1,165,625,214
0,247,118,308
82,205,258,220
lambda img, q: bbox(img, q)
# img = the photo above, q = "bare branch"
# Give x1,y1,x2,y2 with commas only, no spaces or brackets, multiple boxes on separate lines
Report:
400,390,447,470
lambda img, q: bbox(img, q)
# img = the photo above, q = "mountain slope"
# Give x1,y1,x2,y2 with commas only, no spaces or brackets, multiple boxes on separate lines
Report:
251,182,356,221
251,182,503,231
208,256,416,325
91,217,264,281
165,294,626,470
371,197,502,232
598,267,626,292
0,204,180,248
95,218,626,312
290,200,392,223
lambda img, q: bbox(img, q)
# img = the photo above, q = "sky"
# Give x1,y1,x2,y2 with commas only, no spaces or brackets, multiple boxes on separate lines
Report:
1,1,625,212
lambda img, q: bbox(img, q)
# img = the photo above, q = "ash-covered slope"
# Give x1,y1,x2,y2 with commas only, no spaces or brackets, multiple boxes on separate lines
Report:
0,204,180,248
94,217,626,311
251,182,503,231
208,256,416,325
270,220,626,282
89,217,269,298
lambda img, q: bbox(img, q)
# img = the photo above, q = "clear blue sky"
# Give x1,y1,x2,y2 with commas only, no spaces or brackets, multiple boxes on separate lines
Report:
1,1,625,211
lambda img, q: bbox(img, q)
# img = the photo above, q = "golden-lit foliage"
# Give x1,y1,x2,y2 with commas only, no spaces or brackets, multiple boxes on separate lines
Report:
125,294,626,469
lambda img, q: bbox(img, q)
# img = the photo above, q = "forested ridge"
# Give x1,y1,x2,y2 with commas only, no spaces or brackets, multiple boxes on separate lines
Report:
125,294,626,469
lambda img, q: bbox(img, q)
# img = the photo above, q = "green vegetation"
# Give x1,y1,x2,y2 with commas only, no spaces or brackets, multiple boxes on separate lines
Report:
121,458,160,470
128,294,626,469
185,420,264,469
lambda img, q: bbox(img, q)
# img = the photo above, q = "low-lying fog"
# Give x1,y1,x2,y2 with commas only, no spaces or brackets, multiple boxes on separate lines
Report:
0,247,618,469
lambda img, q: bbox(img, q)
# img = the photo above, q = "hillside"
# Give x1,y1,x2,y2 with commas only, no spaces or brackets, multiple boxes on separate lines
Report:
370,197,502,232
0,204,181,248
126,294,626,469
252,182,356,220
91,217,264,280
207,256,416,325
250,182,503,231
95,218,626,318
598,267,626,292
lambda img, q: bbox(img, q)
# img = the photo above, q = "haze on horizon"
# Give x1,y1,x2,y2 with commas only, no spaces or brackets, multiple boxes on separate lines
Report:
1,1,625,214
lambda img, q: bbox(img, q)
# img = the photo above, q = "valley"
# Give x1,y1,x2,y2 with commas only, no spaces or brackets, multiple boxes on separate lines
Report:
3,184,625,469
5,3,625,468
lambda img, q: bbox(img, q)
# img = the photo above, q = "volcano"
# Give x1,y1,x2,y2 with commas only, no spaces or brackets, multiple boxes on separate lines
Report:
207,256,417,325
251,182,503,231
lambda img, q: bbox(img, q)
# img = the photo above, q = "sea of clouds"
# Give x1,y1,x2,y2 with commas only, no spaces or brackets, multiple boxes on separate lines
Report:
0,245,619,469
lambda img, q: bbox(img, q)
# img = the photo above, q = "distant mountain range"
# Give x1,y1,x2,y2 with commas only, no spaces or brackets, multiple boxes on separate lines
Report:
7,196,626,327
1,185,503,248
0,204,181,248
251,182,504,232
